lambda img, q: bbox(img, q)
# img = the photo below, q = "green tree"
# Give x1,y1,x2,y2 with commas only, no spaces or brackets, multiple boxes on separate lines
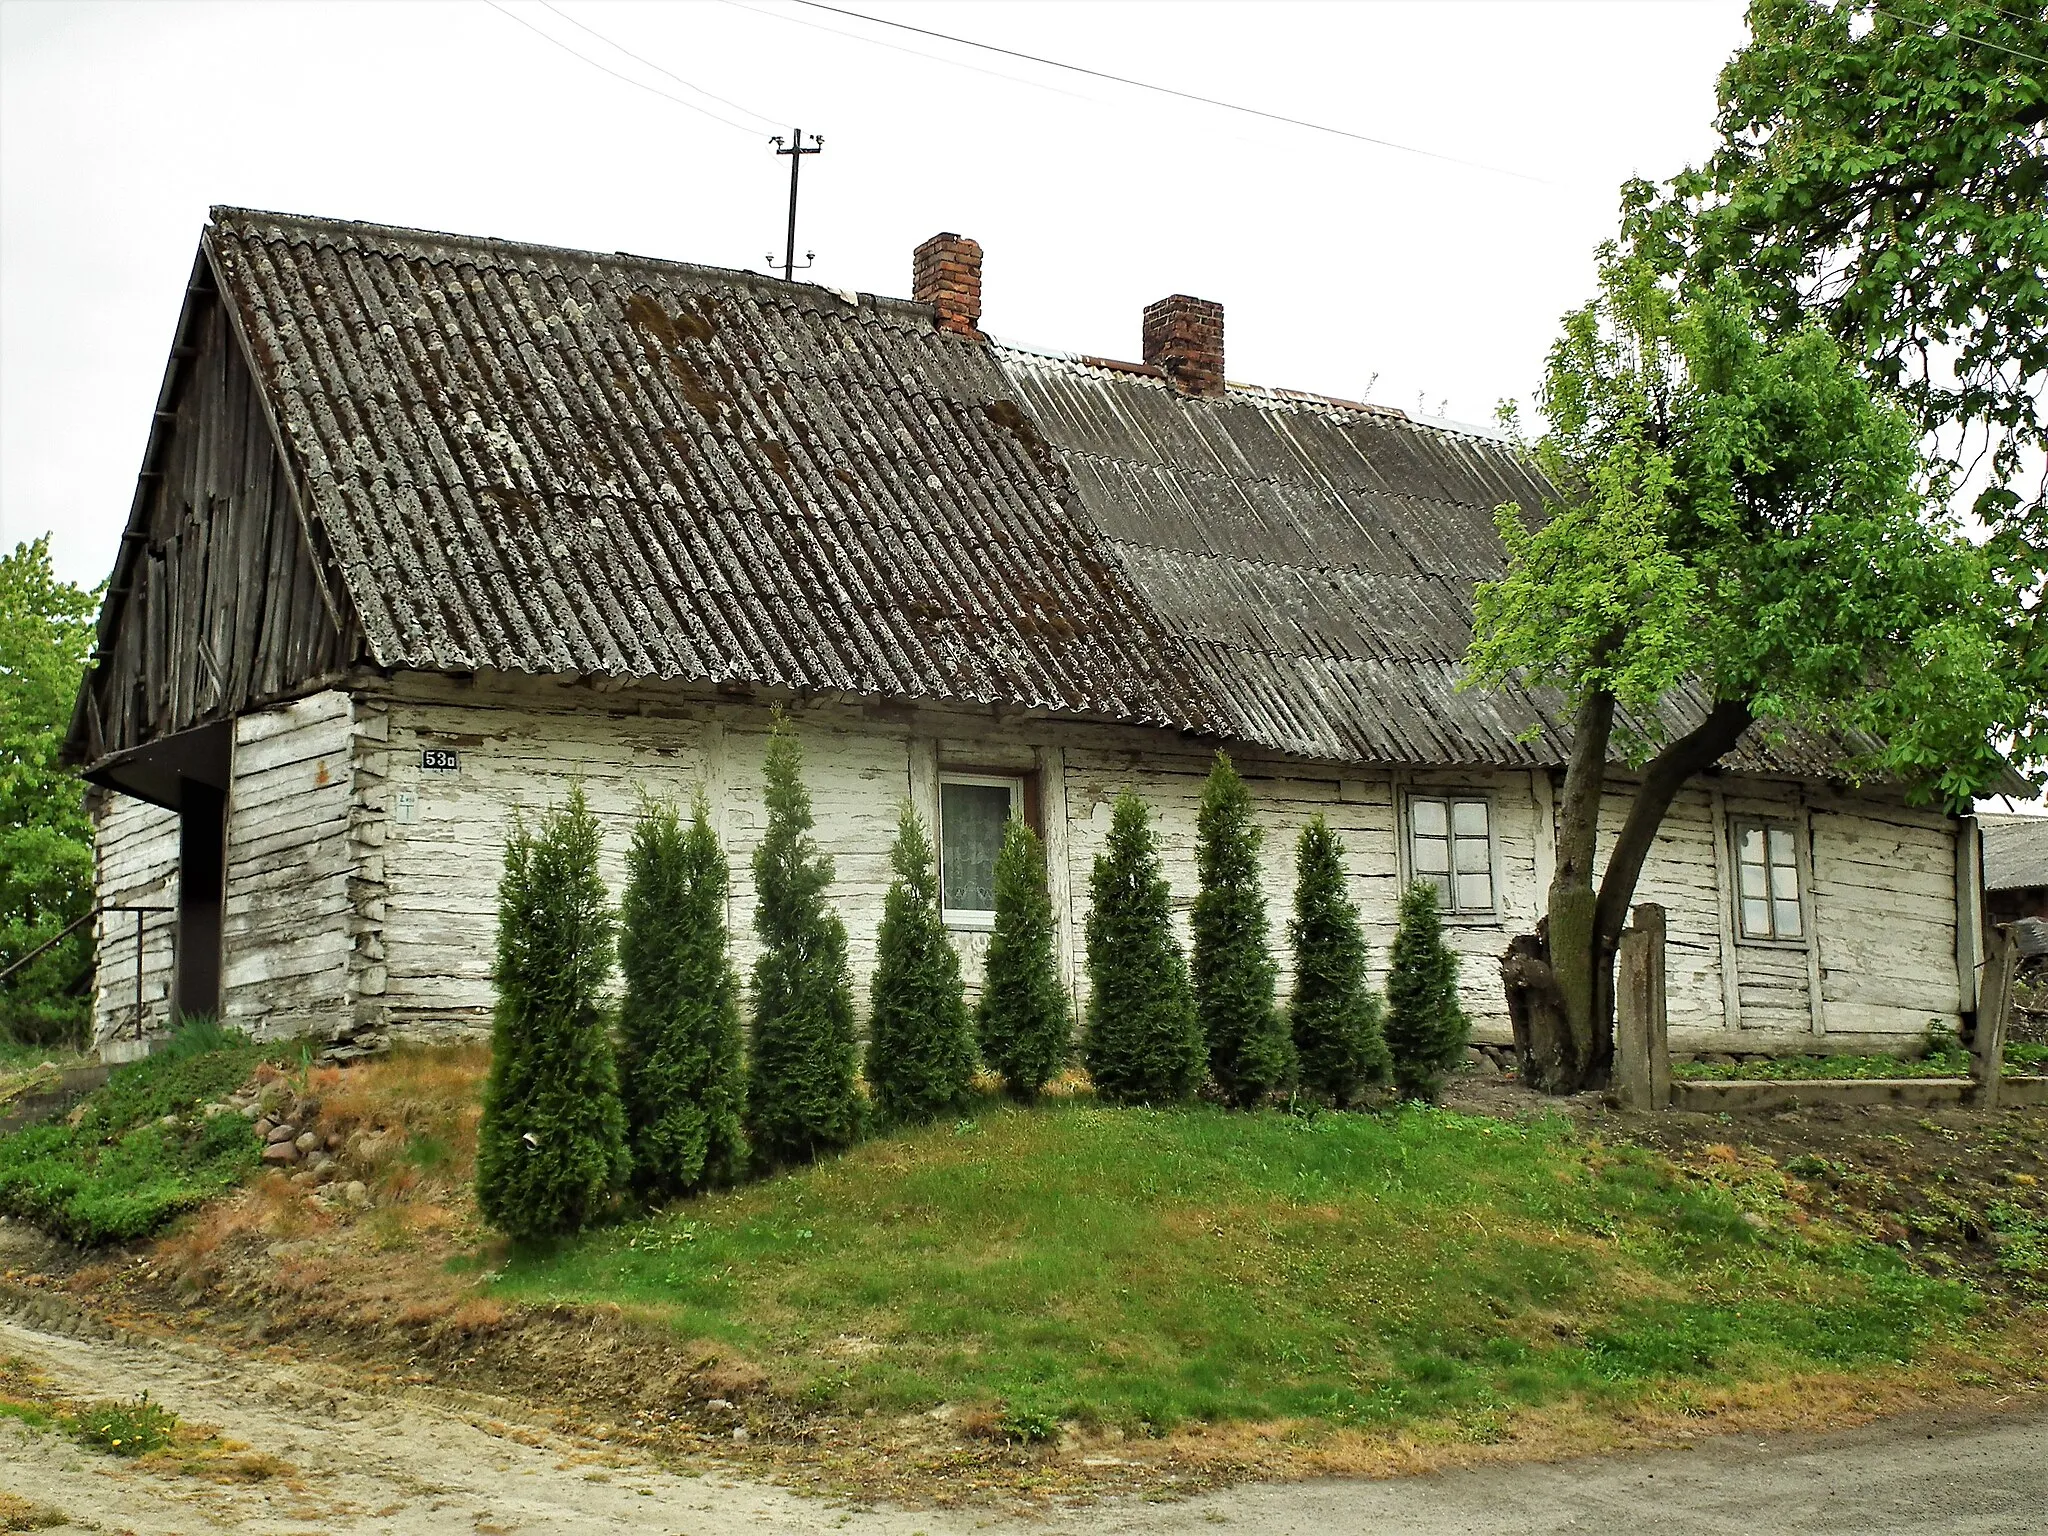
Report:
475,788,630,1239
616,794,747,1199
1083,792,1203,1106
1,538,99,1048
866,805,977,1124
1628,0,2047,539
977,816,1070,1100
746,713,862,1164
1191,753,1293,1107
1383,881,1469,1102
1287,817,1389,1107
1467,255,2033,1092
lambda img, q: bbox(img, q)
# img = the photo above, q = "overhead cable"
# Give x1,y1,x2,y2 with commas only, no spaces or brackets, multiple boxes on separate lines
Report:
1866,2,2048,68
481,0,772,136
777,0,1546,182
535,1,788,132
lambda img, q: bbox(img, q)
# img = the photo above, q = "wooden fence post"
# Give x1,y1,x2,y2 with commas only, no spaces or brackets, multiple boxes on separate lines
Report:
1614,903,1669,1111
1973,923,2016,1111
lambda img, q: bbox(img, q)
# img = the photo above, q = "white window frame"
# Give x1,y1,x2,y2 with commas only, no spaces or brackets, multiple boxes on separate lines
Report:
1403,790,1500,917
938,772,1025,930
1731,816,1807,945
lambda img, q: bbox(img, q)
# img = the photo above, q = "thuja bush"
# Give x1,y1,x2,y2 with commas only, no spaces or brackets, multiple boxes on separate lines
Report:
1288,816,1390,1107
866,806,977,1124
1383,881,1470,1101
617,794,747,1199
1192,753,1294,1107
475,788,630,1239
978,817,1070,1100
746,714,862,1165
1083,792,1203,1105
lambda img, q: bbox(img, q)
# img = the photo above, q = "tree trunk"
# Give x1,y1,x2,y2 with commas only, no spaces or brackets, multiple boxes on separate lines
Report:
1502,695,1752,1096
1503,689,1612,1093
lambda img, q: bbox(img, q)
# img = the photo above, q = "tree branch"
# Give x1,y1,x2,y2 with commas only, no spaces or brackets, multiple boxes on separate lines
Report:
1593,698,1755,950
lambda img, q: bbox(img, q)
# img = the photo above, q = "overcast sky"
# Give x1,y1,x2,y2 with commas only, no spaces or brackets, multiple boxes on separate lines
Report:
1,0,1758,586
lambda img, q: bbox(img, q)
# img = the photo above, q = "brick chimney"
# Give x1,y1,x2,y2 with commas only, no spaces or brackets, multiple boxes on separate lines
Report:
913,232,983,337
1142,295,1225,397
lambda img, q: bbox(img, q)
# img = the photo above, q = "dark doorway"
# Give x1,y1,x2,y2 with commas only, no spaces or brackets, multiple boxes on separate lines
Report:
175,780,226,1021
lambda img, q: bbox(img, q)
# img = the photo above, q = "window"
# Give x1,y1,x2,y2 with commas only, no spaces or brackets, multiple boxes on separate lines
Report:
939,774,1023,927
1734,820,1803,940
1408,795,1494,913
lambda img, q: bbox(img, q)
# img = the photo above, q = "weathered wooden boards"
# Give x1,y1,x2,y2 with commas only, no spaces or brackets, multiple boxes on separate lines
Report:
90,674,1974,1055
221,691,356,1041
80,290,348,764
88,794,180,1049
1614,904,1671,1112
1973,924,2019,1111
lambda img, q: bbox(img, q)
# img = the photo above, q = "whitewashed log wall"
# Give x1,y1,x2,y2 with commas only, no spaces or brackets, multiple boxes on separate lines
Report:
89,792,180,1054
220,691,357,1040
90,673,1970,1056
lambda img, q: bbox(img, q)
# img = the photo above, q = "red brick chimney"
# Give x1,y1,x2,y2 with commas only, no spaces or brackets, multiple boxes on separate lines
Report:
913,232,983,337
1142,294,1225,397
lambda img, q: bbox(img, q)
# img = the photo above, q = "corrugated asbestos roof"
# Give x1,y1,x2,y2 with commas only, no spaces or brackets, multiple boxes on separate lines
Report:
205,209,1216,732
1982,815,2048,892
992,346,1848,775
199,207,1869,776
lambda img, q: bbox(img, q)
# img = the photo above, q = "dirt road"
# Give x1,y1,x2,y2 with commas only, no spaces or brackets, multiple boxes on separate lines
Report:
3,1314,2043,1535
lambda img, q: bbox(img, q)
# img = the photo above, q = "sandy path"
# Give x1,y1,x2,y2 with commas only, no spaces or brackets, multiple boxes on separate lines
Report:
2,1314,2044,1535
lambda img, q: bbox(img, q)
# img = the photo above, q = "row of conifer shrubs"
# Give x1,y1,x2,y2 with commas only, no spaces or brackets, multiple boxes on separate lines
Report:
474,716,1469,1239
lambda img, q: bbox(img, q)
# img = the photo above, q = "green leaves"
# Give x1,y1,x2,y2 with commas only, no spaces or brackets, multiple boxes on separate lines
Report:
1192,753,1293,1107
1288,817,1389,1108
1383,883,1470,1102
865,805,977,1126
1469,253,2035,804
977,817,1070,1101
617,794,747,1198
1633,0,2047,546
1083,793,1203,1106
1,538,98,1046
475,787,630,1240
746,712,862,1166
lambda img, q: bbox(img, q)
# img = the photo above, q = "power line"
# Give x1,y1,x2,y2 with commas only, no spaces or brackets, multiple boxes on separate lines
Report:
1866,2,2048,69
777,0,1548,183
534,1,786,133
480,0,771,136
715,0,1099,111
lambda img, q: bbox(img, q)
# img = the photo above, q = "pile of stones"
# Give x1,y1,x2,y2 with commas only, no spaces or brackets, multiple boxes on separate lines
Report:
206,1073,371,1210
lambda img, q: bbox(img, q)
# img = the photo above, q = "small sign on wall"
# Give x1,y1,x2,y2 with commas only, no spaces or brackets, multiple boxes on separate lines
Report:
395,786,417,825
421,747,461,775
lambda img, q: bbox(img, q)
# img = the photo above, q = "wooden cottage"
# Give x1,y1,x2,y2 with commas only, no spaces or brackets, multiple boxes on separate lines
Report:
65,209,1989,1062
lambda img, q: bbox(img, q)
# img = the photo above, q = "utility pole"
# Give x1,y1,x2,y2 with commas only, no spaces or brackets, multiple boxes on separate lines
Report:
769,127,823,281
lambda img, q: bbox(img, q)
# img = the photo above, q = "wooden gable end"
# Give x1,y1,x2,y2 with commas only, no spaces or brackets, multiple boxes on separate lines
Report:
69,256,356,782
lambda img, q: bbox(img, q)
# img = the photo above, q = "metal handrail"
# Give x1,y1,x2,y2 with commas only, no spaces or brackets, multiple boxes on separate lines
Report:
0,910,96,986
0,904,176,1038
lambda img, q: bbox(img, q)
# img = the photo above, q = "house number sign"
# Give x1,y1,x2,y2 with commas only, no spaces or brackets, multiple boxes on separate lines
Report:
421,747,461,774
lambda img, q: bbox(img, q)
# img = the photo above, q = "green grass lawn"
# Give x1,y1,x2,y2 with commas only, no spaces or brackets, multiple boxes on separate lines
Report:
0,1021,269,1243
492,1102,1972,1434
1674,1043,2048,1082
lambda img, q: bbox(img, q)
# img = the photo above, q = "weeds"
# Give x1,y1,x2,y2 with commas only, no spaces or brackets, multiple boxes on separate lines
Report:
69,1394,178,1456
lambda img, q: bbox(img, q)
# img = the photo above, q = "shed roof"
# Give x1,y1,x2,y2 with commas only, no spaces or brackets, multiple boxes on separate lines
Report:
105,207,1893,777
1981,814,2048,893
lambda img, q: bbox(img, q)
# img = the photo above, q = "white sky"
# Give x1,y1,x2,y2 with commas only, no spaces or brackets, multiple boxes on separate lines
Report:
2,0,1753,587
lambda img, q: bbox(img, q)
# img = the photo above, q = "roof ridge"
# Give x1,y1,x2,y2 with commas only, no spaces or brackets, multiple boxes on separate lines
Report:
204,205,932,324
